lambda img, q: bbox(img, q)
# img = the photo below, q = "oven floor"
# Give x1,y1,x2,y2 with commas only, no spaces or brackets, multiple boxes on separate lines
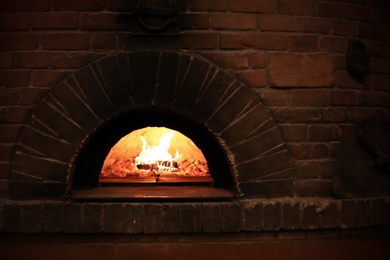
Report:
71,186,235,201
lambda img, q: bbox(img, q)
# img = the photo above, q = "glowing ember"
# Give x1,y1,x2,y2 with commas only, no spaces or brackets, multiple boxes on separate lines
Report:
135,131,180,172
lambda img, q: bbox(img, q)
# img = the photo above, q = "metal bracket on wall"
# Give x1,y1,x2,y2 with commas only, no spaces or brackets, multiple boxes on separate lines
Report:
346,40,370,82
133,0,178,35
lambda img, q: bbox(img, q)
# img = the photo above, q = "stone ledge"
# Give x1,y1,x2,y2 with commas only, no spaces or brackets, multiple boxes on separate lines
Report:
0,197,389,234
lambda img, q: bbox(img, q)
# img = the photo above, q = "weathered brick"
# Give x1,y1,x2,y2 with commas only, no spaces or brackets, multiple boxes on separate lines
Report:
0,14,29,31
236,69,267,87
340,200,355,228
220,33,286,50
212,13,256,30
257,89,289,106
0,52,13,69
1,70,30,87
332,19,358,37
103,203,131,233
15,52,49,69
343,4,376,23
42,203,64,233
20,204,42,233
3,204,20,232
49,52,102,69
270,107,321,123
302,18,330,34
329,90,358,106
202,203,223,233
0,33,38,50
222,202,242,232
354,199,371,227
288,143,329,159
321,108,349,123
63,203,82,233
291,89,327,106
282,201,301,229
181,204,202,233
242,201,263,231
5,107,31,124
279,124,307,141
179,13,210,30
294,180,333,197
288,35,318,52
263,202,282,230
320,36,346,52
317,2,342,18
228,0,276,13
189,0,226,11
277,0,316,16
301,202,320,229
31,13,78,29
200,52,249,69
371,198,386,226
31,70,67,87
53,0,105,11
41,33,90,50
321,201,340,228
83,203,102,233
293,160,320,179
260,14,302,31
91,33,118,50
81,13,131,30
268,53,334,88
307,124,339,141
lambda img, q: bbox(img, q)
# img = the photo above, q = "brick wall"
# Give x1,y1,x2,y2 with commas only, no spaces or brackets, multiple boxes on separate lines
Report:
1,0,390,256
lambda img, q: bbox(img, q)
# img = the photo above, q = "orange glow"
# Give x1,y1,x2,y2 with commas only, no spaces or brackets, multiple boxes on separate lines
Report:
100,127,209,178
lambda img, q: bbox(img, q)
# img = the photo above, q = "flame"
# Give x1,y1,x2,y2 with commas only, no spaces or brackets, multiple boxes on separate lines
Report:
135,131,180,172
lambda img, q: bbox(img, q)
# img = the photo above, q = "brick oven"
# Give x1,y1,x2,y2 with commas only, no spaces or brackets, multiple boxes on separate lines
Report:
1,0,390,259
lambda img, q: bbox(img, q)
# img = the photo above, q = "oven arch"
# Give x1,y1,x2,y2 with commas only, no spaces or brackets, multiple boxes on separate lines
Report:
10,50,293,200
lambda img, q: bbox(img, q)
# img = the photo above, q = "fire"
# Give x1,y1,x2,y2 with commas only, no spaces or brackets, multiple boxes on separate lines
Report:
135,131,180,172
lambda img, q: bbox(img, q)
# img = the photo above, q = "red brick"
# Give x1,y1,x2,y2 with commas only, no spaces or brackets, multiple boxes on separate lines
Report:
378,10,390,27
288,35,318,52
277,0,316,16
364,92,390,108
236,69,267,88
302,18,330,34
0,14,30,31
5,107,31,124
49,52,102,69
350,108,373,123
0,34,38,50
294,179,333,197
329,90,358,106
332,19,358,37
190,32,218,49
18,87,48,106
293,160,320,178
321,108,349,123
31,70,68,87
373,42,390,58
228,0,276,13
41,33,90,50
18,0,51,12
0,125,22,142
53,0,105,11
0,144,13,161
91,33,118,50
179,13,210,30
336,71,365,89
189,0,226,11
260,14,302,31
200,52,249,69
0,53,13,69
1,70,30,87
211,13,256,30
0,88,19,105
15,52,49,69
81,13,131,30
320,37,346,53
279,124,307,141
317,2,342,18
290,89,327,106
31,13,78,29
343,4,376,23
250,52,266,68
220,33,286,50
0,1,18,12
370,57,390,74
359,23,387,41
288,143,329,159
268,53,334,88
307,124,339,141
372,75,390,91
270,107,321,123
257,89,289,106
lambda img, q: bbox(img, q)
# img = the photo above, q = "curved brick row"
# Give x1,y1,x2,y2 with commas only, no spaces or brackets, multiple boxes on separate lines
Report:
11,50,292,199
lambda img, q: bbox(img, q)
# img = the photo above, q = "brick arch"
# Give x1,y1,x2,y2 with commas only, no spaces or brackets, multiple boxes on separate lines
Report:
10,50,293,199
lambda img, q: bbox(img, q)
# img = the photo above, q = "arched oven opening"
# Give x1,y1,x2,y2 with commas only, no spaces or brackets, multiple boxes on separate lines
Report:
72,110,235,201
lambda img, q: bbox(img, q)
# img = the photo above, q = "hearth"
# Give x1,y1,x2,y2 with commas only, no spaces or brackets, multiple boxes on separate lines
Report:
10,50,293,200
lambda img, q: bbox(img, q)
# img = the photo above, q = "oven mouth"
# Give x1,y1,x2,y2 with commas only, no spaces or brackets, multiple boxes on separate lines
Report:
71,109,236,201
